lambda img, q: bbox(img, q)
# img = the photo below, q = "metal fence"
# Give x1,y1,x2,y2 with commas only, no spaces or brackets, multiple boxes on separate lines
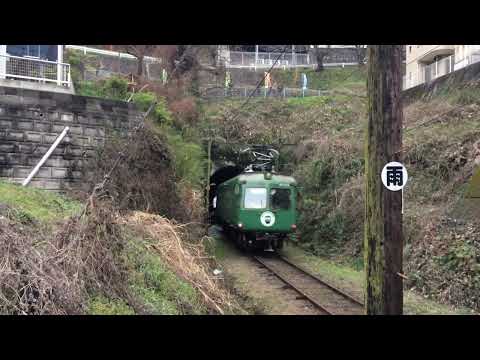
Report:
65,45,163,81
224,50,360,69
0,54,71,87
200,86,329,99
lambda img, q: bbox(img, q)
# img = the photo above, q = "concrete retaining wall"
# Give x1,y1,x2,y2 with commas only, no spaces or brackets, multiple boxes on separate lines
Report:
403,61,480,105
0,86,143,191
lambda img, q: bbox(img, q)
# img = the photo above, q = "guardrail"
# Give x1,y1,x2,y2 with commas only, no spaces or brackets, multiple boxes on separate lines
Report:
0,54,71,87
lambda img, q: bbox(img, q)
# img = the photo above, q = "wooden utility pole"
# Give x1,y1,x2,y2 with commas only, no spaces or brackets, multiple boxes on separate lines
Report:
364,45,404,315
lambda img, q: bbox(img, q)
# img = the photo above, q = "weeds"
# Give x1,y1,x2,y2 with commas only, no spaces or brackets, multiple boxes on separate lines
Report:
0,181,81,224
123,211,237,314
88,296,135,315
0,198,130,314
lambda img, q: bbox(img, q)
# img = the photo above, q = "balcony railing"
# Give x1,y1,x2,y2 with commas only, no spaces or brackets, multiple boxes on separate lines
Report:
422,55,455,83
403,54,455,90
0,54,71,87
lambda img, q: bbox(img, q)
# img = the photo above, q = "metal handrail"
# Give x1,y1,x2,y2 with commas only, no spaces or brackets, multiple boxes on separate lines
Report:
1,53,70,67
0,54,71,87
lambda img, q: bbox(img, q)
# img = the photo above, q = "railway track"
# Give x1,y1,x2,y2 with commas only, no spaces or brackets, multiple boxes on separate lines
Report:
252,254,364,315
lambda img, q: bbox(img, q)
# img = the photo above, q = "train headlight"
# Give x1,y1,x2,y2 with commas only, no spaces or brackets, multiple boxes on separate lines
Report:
238,223,243,228
291,224,297,230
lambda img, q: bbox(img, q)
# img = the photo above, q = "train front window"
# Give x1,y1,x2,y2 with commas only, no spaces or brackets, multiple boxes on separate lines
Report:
271,188,291,210
244,188,267,209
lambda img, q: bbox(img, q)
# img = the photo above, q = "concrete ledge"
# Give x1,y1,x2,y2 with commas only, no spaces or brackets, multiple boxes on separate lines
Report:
0,78,75,95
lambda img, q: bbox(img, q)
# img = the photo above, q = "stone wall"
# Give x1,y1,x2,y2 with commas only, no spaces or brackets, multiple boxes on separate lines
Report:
0,86,143,191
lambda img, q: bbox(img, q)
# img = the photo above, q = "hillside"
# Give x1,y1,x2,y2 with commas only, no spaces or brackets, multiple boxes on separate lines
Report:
201,66,480,313
0,74,242,314
0,178,245,315
3,59,480,315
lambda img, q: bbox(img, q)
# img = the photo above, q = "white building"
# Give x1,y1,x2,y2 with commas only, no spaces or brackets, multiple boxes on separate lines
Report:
404,45,480,90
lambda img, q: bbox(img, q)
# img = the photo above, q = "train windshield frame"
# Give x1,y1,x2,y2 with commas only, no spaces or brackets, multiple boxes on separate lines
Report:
244,187,267,209
270,188,291,210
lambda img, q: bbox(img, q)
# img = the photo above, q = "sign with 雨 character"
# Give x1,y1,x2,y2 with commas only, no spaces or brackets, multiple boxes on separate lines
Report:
381,162,408,191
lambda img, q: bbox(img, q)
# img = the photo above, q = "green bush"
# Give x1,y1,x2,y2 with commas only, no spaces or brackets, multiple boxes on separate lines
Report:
299,210,349,256
162,127,206,188
75,76,129,101
294,150,363,256
75,81,104,98
154,98,174,124
130,92,156,111
436,242,479,272
130,92,173,124
64,49,99,85
103,76,129,100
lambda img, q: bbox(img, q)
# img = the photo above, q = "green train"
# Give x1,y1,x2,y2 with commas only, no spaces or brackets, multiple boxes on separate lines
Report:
214,170,298,251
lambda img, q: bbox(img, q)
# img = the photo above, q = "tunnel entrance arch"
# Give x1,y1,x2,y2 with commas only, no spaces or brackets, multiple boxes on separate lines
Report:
208,165,243,219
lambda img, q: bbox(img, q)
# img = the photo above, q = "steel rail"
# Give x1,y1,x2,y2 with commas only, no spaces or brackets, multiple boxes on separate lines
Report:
252,255,332,315
278,255,364,307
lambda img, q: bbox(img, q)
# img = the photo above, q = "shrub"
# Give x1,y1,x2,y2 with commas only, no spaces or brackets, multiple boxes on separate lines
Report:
294,146,363,257
75,76,129,101
130,92,173,125
162,127,206,188
102,76,129,100
154,98,173,124
64,49,99,85
130,92,156,111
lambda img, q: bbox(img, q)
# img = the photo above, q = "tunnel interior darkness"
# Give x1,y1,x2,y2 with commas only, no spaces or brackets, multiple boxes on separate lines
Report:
208,165,244,217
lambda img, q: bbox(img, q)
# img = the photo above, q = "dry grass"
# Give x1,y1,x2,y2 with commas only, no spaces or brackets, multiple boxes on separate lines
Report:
122,211,235,314
0,197,233,315
0,199,133,315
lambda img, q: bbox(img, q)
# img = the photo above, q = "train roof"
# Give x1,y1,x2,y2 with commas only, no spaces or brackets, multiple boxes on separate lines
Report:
221,172,297,186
